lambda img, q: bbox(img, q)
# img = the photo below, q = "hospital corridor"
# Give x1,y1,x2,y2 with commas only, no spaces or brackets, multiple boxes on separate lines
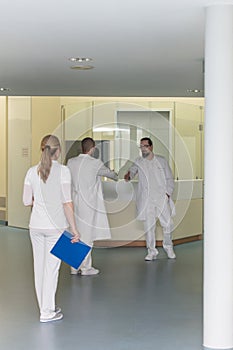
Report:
0,225,202,350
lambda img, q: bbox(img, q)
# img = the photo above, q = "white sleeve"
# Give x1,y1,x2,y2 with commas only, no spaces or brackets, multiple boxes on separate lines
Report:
61,165,71,184
61,183,72,203
61,166,72,203
164,160,174,195
23,169,33,206
129,159,139,179
97,161,118,181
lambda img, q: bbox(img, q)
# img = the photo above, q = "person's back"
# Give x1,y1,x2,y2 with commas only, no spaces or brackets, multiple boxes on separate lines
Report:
68,153,103,206
27,160,70,230
67,137,117,276
67,152,114,241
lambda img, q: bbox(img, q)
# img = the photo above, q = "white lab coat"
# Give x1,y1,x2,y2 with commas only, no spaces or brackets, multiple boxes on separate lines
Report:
129,154,175,221
67,154,118,244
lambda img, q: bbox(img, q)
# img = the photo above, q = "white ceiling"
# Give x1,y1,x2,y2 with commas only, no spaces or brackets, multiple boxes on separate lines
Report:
0,0,232,97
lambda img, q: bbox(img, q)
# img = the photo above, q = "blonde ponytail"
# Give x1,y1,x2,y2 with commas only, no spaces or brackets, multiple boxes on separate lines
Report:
38,135,61,183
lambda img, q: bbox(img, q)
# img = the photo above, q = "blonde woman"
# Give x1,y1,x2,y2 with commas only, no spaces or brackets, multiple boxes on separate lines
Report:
23,135,80,323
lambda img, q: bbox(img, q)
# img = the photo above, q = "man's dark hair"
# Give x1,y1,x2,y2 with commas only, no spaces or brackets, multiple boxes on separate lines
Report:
81,137,95,153
140,137,153,146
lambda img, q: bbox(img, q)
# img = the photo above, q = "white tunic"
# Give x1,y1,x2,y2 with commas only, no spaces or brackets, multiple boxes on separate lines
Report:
23,160,72,232
129,155,175,221
67,154,118,243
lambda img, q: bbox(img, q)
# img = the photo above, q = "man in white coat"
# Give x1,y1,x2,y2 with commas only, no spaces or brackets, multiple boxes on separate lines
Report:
124,137,176,261
68,137,118,275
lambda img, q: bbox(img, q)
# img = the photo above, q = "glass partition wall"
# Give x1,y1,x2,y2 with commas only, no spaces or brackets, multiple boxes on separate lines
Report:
62,101,204,181
60,100,204,244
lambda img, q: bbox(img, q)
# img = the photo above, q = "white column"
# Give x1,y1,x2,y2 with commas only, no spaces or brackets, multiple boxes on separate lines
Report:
204,5,233,350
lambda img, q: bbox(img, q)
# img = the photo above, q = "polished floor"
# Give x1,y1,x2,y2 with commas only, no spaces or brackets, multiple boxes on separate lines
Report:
0,225,203,350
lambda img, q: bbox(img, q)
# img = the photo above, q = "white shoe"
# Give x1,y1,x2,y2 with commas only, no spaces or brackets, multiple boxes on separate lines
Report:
81,267,100,276
40,312,63,323
55,306,61,314
145,250,158,261
39,307,61,322
70,267,79,275
163,245,176,259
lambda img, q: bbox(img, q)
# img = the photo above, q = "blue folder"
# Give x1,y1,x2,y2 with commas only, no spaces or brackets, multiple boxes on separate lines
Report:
50,231,91,269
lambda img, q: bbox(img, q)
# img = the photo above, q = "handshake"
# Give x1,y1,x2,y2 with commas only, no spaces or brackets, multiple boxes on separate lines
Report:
124,171,131,182
108,170,131,182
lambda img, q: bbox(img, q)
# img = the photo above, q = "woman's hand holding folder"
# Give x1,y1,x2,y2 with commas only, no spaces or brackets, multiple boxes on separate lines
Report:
71,229,80,243
63,202,80,243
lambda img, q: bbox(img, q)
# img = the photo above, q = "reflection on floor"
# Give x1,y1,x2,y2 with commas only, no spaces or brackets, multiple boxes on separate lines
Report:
0,226,203,350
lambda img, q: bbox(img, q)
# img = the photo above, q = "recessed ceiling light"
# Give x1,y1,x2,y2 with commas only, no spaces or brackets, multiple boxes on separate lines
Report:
187,89,203,93
70,65,94,70
69,57,93,62
0,87,11,92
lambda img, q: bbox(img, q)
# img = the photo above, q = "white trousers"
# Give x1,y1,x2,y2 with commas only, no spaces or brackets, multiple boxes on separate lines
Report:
30,230,61,319
144,201,174,252
80,248,93,271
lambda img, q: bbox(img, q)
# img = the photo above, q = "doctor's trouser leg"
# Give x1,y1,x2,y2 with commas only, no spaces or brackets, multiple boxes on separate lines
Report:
70,240,93,273
159,204,174,249
144,216,157,254
30,230,61,319
80,245,93,272
144,206,174,252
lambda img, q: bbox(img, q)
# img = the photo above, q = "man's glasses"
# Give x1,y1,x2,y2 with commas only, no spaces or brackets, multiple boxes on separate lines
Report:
139,144,150,148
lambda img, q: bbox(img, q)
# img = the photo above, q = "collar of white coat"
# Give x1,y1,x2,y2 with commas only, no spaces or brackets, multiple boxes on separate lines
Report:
79,153,92,158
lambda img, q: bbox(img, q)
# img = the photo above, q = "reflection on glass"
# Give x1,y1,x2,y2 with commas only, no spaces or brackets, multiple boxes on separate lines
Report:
115,111,170,177
63,101,203,180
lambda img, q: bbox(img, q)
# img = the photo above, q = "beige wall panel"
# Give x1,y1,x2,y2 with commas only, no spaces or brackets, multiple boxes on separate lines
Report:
175,102,203,179
92,102,117,142
105,198,202,242
60,97,92,107
8,97,31,228
173,199,203,239
175,98,204,107
149,101,174,109
105,200,144,241
93,101,116,126
31,97,61,164
64,101,93,140
64,100,92,119
0,97,6,198
201,106,204,179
